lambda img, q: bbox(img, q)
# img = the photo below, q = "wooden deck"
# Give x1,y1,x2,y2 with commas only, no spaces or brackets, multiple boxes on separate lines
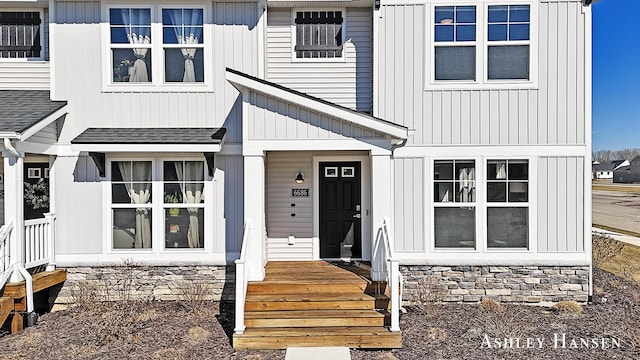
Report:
0,269,67,333
233,261,401,349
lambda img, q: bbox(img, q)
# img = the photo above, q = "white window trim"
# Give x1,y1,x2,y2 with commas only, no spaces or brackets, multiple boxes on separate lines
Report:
429,155,536,254
290,8,348,63
425,0,538,90
103,155,214,255
0,8,46,62
100,2,214,92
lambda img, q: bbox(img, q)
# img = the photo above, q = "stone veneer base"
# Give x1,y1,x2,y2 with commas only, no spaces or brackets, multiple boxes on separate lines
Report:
52,264,589,305
400,265,590,303
54,265,234,304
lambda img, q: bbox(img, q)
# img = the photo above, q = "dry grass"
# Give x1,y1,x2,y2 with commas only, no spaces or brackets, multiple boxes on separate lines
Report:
592,184,640,193
476,306,529,341
553,301,583,315
425,326,448,343
376,353,399,360
479,298,502,313
598,241,640,285
592,234,625,268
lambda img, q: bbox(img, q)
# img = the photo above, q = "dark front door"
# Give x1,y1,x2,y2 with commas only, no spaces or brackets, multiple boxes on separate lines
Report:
319,162,362,258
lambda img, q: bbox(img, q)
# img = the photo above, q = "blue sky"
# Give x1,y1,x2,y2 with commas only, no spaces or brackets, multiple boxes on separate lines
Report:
592,0,640,151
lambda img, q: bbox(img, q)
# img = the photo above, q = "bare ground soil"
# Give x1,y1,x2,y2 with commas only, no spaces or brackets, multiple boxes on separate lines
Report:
1,268,639,360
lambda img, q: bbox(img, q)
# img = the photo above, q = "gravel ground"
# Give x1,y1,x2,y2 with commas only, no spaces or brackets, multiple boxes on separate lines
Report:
0,268,638,360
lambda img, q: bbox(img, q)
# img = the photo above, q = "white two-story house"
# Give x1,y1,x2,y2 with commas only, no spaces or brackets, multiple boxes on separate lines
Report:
0,0,594,349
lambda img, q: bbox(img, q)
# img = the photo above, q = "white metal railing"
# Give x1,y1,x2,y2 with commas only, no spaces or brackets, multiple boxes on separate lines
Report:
0,219,15,288
24,213,56,270
234,220,252,334
372,217,401,332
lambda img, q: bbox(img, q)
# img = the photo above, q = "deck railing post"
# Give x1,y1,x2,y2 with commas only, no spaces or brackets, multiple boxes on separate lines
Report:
45,213,56,271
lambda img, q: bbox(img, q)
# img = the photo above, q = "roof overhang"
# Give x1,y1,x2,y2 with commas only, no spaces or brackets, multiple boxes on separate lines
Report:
19,104,69,142
71,127,226,177
70,127,226,153
225,68,408,142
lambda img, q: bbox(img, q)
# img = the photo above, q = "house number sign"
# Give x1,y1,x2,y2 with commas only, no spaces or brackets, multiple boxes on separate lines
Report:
292,189,309,197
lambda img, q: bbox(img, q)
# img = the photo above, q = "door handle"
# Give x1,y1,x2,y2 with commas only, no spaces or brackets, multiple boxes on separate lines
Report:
353,214,361,219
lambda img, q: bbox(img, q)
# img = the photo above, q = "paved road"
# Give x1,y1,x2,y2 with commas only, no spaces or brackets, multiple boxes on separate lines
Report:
592,189,640,235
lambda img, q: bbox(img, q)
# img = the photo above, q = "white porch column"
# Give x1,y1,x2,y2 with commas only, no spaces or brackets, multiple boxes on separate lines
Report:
243,154,266,281
3,153,25,282
371,154,392,245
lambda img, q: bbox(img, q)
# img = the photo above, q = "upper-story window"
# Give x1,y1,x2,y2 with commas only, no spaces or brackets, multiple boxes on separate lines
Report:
294,11,343,59
434,6,476,80
429,1,536,88
0,11,43,60
105,5,209,89
110,8,152,82
487,5,530,80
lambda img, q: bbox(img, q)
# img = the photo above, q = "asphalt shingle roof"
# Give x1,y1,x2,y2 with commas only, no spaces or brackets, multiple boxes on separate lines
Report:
71,128,226,144
0,90,67,133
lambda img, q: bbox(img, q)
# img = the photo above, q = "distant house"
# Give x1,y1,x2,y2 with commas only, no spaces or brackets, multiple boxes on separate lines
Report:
614,156,640,183
592,163,615,179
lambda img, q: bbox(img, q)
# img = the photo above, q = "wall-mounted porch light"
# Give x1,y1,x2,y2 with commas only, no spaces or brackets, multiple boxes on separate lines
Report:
295,171,304,184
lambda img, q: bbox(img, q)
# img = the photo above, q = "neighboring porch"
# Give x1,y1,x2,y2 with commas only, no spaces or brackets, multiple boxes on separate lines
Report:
0,90,68,333
233,261,401,349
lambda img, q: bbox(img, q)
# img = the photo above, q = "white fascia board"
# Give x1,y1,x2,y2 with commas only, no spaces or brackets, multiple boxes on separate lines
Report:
70,143,223,153
226,70,408,140
0,132,20,139
19,104,69,142
243,139,392,156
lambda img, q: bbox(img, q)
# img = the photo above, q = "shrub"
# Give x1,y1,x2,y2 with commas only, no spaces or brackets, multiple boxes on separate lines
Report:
479,298,502,313
179,280,213,314
592,234,624,268
553,301,583,315
411,277,447,315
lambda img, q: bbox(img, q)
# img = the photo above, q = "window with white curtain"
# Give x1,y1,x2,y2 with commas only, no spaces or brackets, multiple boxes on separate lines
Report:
106,5,207,87
110,158,208,251
111,161,153,249
162,8,204,82
433,160,476,248
163,161,205,249
486,159,529,248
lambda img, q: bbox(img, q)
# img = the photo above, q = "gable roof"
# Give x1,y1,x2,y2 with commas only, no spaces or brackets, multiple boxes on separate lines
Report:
593,163,615,172
0,90,68,140
225,68,408,141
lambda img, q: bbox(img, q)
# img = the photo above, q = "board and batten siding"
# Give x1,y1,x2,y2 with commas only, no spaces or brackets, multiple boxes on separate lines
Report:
215,155,244,254
52,1,260,145
266,8,373,113
247,90,384,140
537,156,585,253
377,1,586,147
393,157,425,252
54,155,103,254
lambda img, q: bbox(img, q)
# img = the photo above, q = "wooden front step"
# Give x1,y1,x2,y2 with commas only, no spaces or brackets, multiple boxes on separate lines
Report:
233,326,402,349
245,309,389,328
247,281,368,295
236,261,401,349
0,296,12,327
1,270,67,298
245,293,389,311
